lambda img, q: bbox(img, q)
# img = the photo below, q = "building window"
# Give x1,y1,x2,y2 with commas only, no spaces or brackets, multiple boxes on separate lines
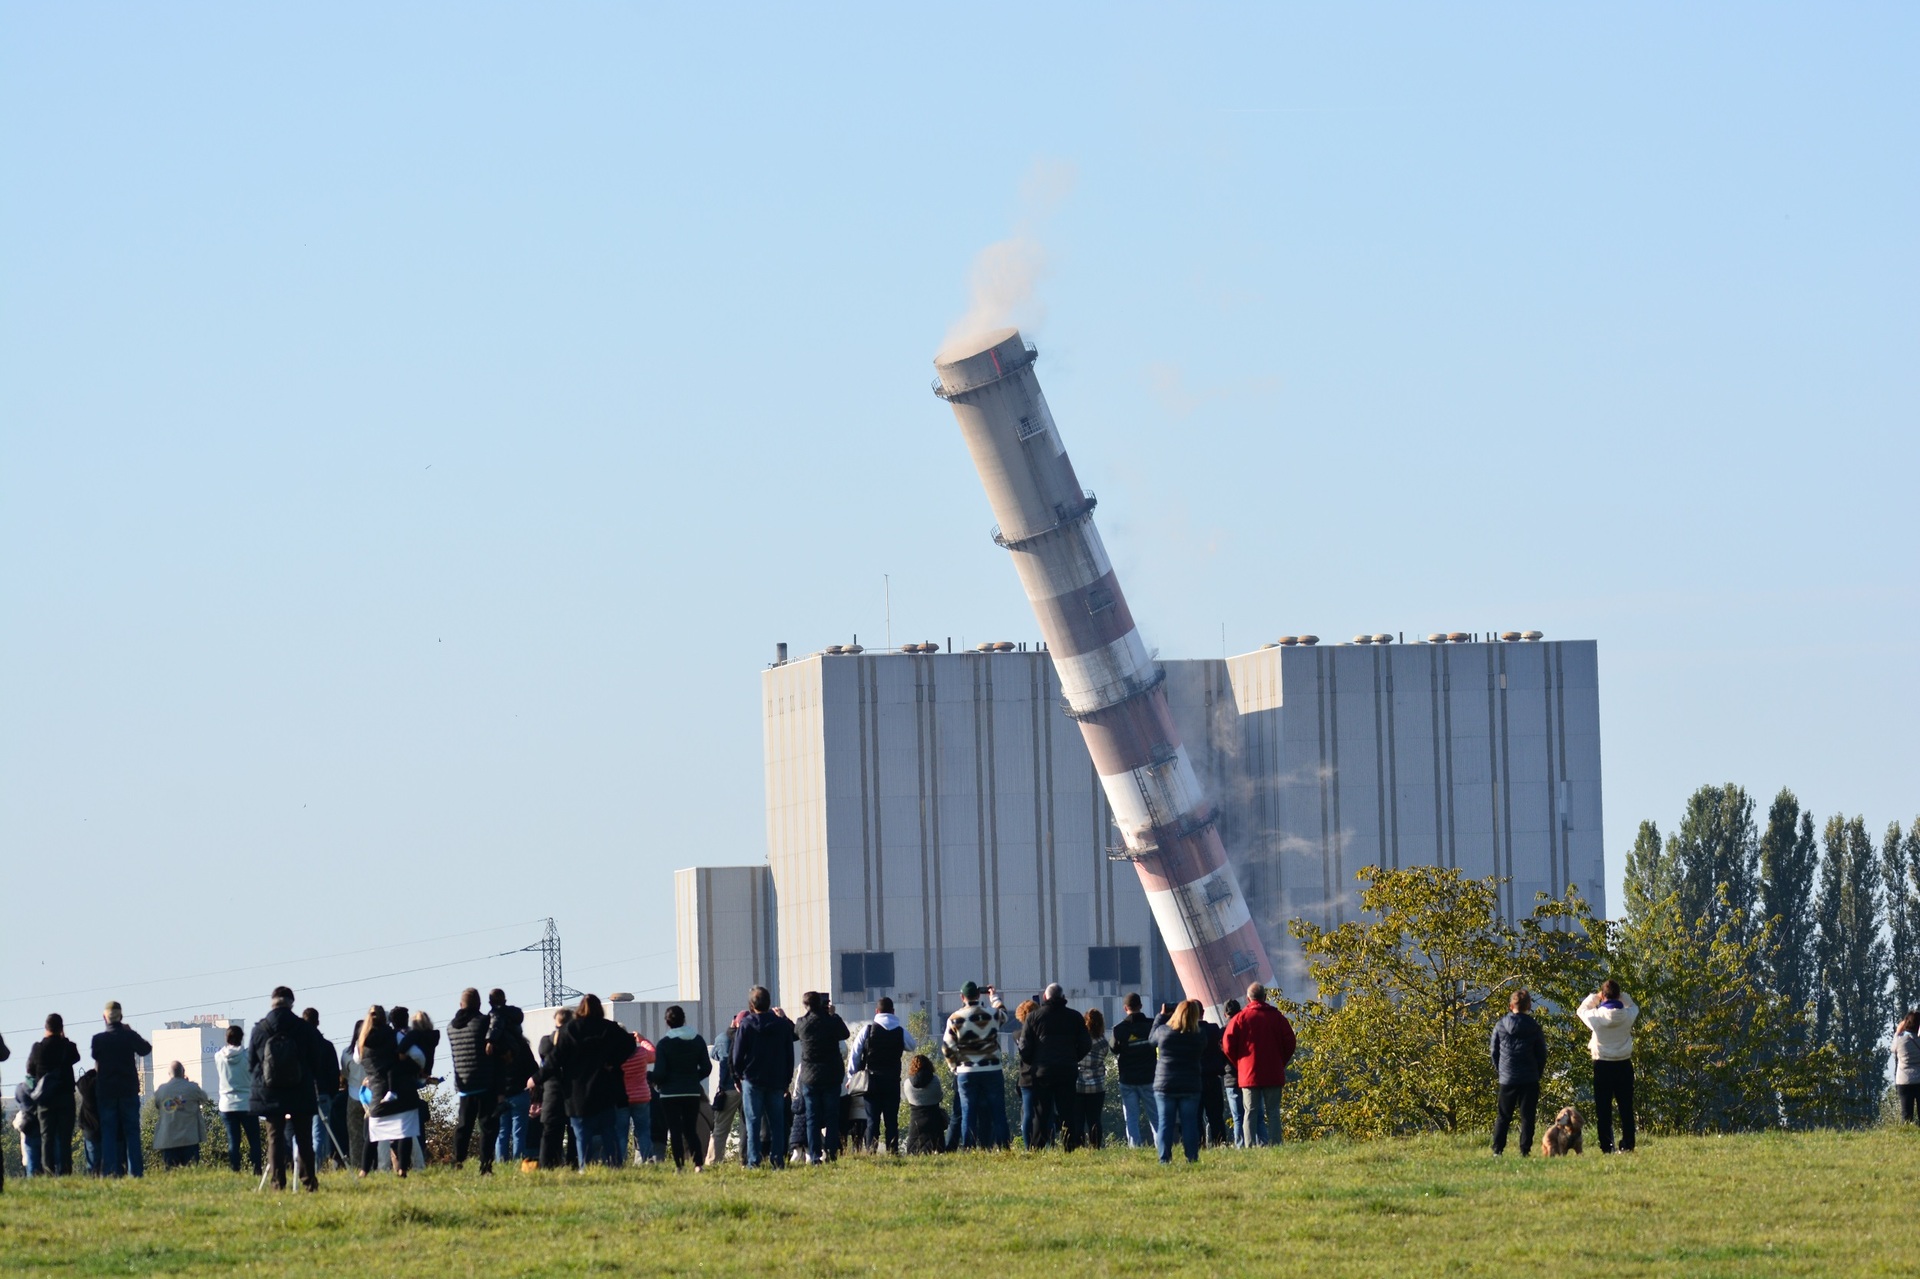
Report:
1088,945,1142,985
840,951,895,993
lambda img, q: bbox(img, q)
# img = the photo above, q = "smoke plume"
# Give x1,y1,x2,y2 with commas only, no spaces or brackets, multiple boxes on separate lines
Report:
939,159,1076,360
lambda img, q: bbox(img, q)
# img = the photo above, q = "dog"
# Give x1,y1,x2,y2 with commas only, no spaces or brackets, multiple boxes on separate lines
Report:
1541,1106,1584,1156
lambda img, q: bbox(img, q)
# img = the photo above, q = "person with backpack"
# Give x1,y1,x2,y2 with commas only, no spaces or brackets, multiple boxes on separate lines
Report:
654,1004,713,1170
214,1024,262,1174
1109,993,1158,1149
849,997,914,1154
25,1013,81,1176
446,989,498,1173
546,993,635,1169
249,985,323,1191
731,986,795,1169
90,1000,151,1177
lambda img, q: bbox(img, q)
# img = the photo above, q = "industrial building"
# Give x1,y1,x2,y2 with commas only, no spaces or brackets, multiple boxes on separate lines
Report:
669,631,1604,1027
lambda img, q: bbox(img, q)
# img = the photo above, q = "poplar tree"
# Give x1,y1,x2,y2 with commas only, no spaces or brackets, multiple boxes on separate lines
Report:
1885,820,1919,1016
1758,791,1820,1020
1816,814,1892,1124
1668,783,1759,944
1622,819,1674,928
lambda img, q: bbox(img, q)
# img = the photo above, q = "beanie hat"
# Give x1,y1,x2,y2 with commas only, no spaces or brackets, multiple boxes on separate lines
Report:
961,981,980,1000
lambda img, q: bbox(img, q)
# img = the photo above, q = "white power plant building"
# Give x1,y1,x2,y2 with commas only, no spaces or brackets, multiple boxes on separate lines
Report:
670,633,1604,1026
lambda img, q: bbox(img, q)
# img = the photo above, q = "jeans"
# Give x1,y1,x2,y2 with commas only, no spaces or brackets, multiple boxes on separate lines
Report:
313,1093,348,1167
1226,1079,1247,1146
456,1092,500,1171
1594,1059,1636,1152
1492,1081,1540,1155
742,1082,786,1168
957,1070,1010,1150
1019,1085,1036,1148
23,1127,44,1176
98,1095,144,1177
1241,1085,1284,1146
221,1111,262,1172
570,1111,619,1169
1154,1091,1202,1163
1119,1082,1157,1148
613,1100,654,1164
802,1083,840,1163
495,1090,531,1162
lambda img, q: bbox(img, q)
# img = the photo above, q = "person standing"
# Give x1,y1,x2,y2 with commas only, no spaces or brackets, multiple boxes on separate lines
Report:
794,992,850,1165
942,982,1011,1150
705,1017,739,1166
446,989,498,1173
1110,993,1158,1149
249,985,322,1191
305,1009,347,1171
26,1014,81,1176
534,1009,574,1170
214,1024,262,1174
1149,1000,1206,1164
547,994,634,1169
1893,1012,1920,1124
653,1004,712,1171
14,1077,44,1179
151,1062,209,1168
731,987,795,1169
1578,979,1639,1153
485,990,530,1165
358,1004,425,1177
1018,984,1091,1151
1075,1008,1111,1149
88,1001,151,1177
402,1009,439,1169
616,1025,657,1165
1218,999,1245,1144
1198,1009,1230,1147
1490,989,1548,1156
849,998,913,1155
1222,983,1296,1147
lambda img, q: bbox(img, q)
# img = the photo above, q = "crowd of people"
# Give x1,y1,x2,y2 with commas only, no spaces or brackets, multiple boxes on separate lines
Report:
6,976,1917,1189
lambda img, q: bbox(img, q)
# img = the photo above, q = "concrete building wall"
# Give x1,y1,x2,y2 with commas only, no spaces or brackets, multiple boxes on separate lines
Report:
149,1023,235,1099
674,865,778,1040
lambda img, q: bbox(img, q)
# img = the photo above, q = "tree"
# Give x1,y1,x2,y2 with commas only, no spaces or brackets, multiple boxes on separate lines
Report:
1622,820,1675,928
1758,792,1820,1015
1666,784,1760,946
1885,820,1920,1016
1816,814,1892,1124
1279,866,1585,1139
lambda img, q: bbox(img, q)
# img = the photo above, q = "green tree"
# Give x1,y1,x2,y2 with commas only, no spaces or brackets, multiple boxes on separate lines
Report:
1279,866,1588,1139
1816,814,1892,1124
1668,783,1760,945
1758,790,1820,1022
1622,819,1675,927
1885,820,1920,1016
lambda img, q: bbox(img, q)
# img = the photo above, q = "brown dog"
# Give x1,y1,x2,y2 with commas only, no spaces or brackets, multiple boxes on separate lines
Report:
1541,1106,1583,1156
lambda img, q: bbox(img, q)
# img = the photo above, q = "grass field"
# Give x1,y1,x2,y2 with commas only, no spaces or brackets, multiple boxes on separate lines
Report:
4,1130,1918,1277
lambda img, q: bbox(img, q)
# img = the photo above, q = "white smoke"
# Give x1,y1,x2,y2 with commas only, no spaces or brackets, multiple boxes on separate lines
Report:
938,158,1077,361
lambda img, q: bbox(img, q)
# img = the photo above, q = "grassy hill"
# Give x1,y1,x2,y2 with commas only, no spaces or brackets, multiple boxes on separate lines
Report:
4,1130,1917,1276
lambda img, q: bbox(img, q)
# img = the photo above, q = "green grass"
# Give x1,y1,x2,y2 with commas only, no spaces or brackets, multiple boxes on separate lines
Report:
4,1130,1918,1276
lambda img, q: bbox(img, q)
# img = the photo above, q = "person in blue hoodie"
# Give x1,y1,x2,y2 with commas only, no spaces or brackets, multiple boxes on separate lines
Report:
1490,988,1548,1156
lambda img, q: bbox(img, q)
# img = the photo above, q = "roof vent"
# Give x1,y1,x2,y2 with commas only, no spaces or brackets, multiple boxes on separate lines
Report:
1372,633,1393,645
826,644,845,655
1278,635,1299,646
1299,634,1320,646
1521,630,1543,641
1500,631,1521,642
1447,632,1470,643
609,992,634,1003
845,644,864,654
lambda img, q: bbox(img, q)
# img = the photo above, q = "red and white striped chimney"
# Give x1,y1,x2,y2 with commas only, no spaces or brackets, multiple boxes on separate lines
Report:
934,328,1274,1020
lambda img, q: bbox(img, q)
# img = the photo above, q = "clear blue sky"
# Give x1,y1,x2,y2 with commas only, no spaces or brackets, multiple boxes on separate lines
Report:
3,6,1914,1044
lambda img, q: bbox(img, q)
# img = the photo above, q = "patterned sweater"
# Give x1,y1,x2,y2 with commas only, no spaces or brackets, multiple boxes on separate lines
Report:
942,998,1009,1074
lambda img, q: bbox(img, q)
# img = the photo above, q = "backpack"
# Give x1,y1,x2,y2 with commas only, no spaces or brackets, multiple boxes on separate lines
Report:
262,1028,307,1092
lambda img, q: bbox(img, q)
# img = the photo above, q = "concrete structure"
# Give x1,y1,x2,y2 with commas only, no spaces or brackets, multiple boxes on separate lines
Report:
149,1018,236,1099
674,866,778,1041
934,328,1272,1020
747,633,1603,1007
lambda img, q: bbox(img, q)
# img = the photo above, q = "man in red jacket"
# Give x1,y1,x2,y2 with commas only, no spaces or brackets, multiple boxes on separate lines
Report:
1221,983,1296,1146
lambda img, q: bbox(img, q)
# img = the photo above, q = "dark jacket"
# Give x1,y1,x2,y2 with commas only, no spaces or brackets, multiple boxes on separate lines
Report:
1020,999,1093,1082
536,1032,568,1115
795,1010,850,1089
497,1033,536,1099
547,1014,635,1117
1148,1014,1203,1095
404,1026,441,1082
76,1069,101,1140
359,1019,421,1118
1490,1011,1548,1086
25,1035,81,1108
1110,1012,1157,1087
485,1004,524,1054
652,1027,712,1097
248,1005,322,1117
731,1009,797,1090
851,1022,907,1090
89,1023,152,1101
1199,1020,1228,1080
312,1034,342,1096
11,1080,38,1136
447,1008,494,1094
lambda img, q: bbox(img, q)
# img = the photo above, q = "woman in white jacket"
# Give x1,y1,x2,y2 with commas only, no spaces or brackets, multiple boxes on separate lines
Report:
213,1025,262,1173
1577,980,1638,1154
